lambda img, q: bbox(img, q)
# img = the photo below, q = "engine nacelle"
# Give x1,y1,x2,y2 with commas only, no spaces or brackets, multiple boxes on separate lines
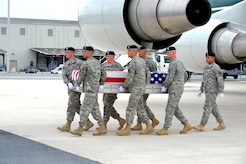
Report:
211,26,246,70
174,19,246,72
78,0,211,53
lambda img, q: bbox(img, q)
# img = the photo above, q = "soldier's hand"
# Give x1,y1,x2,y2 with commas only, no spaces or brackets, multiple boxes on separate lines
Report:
74,86,82,93
197,90,203,97
74,83,83,92
99,85,104,92
68,83,73,89
118,85,125,92
160,86,167,93
218,93,224,98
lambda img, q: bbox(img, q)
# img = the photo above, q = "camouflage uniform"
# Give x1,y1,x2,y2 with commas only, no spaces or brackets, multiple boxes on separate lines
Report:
62,57,84,122
200,62,224,125
102,61,124,122
123,56,150,125
163,59,188,128
77,57,106,127
137,57,157,123
146,57,157,73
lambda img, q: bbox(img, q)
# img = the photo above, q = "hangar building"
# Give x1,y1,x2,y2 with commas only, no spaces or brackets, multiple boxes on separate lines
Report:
0,17,104,72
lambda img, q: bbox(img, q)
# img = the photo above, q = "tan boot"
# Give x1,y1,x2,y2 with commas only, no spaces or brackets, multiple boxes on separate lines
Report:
140,121,154,135
83,119,94,131
96,121,107,130
213,122,226,131
57,120,72,132
131,122,143,131
193,124,205,131
69,126,83,136
117,117,126,130
93,124,107,136
156,128,168,135
151,118,160,128
116,124,131,136
180,123,192,134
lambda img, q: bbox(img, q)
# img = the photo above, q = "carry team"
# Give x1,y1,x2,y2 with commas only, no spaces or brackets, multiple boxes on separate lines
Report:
57,45,226,136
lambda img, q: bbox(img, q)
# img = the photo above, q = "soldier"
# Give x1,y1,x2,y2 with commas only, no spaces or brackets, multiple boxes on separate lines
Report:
102,51,126,130
116,45,153,136
57,47,94,132
156,46,192,135
131,46,160,131
69,46,107,136
193,52,226,131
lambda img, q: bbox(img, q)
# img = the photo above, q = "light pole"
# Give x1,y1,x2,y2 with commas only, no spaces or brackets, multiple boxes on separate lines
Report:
7,0,10,72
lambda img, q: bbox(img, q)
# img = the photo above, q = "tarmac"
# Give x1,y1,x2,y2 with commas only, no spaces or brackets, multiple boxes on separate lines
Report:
0,73,246,164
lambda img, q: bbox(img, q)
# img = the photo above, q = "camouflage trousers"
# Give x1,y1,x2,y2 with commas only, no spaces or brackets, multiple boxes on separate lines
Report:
66,90,81,121
126,89,149,126
103,93,120,122
164,92,188,128
136,94,155,123
79,93,103,127
200,92,223,125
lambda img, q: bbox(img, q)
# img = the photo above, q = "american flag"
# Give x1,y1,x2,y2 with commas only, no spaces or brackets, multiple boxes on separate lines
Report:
150,72,167,84
72,70,80,81
105,71,167,84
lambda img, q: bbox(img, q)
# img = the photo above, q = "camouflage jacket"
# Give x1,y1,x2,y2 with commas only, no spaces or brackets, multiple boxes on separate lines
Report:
77,57,106,93
62,57,84,85
123,56,148,92
200,62,224,93
102,61,124,71
164,59,187,93
146,57,157,72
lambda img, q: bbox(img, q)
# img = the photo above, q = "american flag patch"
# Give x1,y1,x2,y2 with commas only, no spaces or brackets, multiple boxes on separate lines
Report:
150,72,167,84
72,70,80,81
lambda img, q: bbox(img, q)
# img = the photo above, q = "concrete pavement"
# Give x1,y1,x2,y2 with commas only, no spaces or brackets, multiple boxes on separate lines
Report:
0,74,246,163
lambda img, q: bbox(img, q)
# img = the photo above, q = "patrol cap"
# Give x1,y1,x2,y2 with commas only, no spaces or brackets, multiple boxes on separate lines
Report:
105,51,115,56
166,46,176,52
64,47,75,51
138,46,146,50
205,52,215,57
82,46,94,51
127,45,138,49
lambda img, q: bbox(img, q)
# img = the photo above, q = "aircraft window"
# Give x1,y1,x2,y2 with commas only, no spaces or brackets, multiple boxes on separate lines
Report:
164,56,170,63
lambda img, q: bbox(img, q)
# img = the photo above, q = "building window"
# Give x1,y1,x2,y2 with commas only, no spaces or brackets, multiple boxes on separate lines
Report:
74,30,80,37
48,29,53,37
1,27,7,35
20,28,26,36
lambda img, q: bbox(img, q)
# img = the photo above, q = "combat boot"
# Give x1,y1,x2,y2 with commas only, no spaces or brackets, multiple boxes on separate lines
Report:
116,124,131,136
57,120,72,132
180,123,192,134
140,121,154,135
96,121,107,130
93,124,107,136
117,117,126,130
151,118,160,128
213,122,226,131
131,122,143,130
83,119,94,131
156,128,168,135
69,126,83,136
193,124,205,131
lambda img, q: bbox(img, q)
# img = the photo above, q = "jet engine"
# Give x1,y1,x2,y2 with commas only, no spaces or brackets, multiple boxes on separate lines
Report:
78,0,211,53
174,1,246,73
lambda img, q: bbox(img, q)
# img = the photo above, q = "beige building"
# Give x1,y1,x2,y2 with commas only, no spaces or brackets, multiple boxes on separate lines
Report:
0,17,103,72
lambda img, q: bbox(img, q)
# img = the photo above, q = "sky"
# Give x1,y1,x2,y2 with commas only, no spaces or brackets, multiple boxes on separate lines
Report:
0,0,81,20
